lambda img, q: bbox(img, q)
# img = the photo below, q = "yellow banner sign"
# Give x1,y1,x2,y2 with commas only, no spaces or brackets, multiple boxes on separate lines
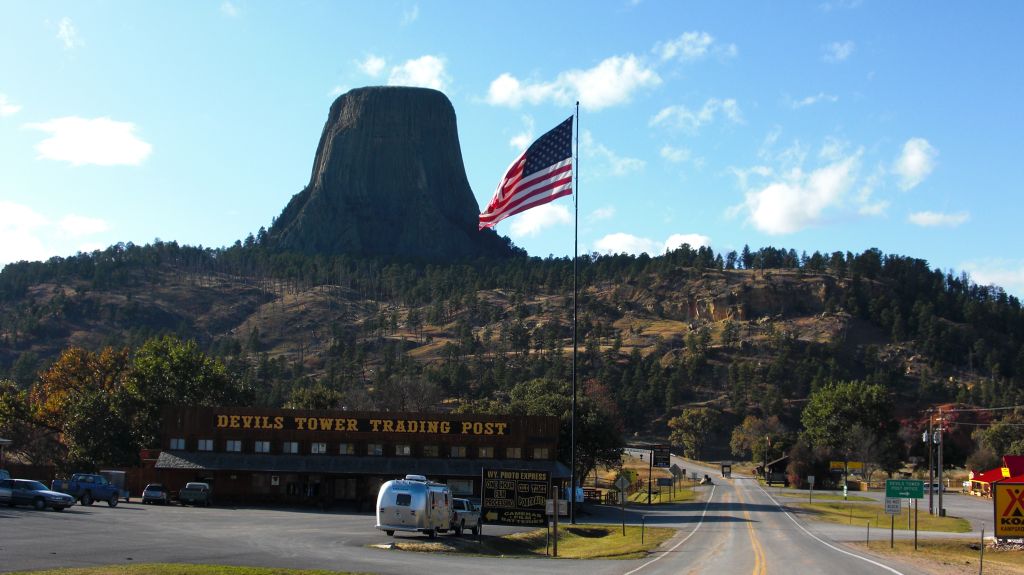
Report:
829,461,864,470
994,482,1024,538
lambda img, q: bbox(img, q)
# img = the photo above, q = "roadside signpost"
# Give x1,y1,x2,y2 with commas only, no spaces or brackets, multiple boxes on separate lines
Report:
886,479,924,549
885,497,901,548
670,464,683,500
808,475,815,503
615,474,630,535
652,445,671,468
481,468,550,527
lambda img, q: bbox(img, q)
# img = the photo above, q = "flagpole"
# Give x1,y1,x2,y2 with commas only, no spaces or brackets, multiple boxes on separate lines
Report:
570,101,579,524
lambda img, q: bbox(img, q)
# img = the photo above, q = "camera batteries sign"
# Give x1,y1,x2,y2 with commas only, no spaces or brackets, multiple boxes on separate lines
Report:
481,469,550,526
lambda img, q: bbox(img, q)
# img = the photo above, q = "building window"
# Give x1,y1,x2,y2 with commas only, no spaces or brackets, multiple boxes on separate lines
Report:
197,439,213,452
254,441,270,453
226,440,242,452
311,442,327,455
450,446,466,458
532,447,549,459
448,479,473,495
422,445,439,457
478,446,494,458
339,443,354,455
169,438,185,450
367,443,383,456
283,441,299,454
506,447,521,459
395,444,411,456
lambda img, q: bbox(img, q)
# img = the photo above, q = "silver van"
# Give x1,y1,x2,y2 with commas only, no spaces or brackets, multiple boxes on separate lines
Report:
376,474,454,538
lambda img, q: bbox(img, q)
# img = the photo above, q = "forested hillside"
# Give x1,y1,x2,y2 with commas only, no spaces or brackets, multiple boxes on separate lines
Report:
2,239,1022,476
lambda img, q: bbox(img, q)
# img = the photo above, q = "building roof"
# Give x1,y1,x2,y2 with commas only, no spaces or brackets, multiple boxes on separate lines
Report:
1004,455,1024,477
155,450,571,479
971,467,1006,484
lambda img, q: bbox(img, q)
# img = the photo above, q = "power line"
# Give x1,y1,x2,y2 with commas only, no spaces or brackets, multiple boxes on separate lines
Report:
944,420,1024,428
930,405,1024,413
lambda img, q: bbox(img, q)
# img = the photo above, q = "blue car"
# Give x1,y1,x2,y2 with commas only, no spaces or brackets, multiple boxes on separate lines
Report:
1,479,76,511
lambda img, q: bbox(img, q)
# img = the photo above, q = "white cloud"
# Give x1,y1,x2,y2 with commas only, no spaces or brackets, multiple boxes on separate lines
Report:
0,202,110,265
509,115,534,150
961,259,1024,297
402,4,419,25
508,203,572,237
819,0,863,11
660,145,691,163
791,92,838,109
590,206,616,221
649,98,742,132
594,232,710,256
387,55,448,90
656,31,713,61
329,85,348,97
893,137,937,190
0,94,21,117
220,1,239,17
655,31,737,61
57,17,81,49
486,55,660,111
582,130,644,176
732,148,861,234
59,214,109,237
25,117,152,166
908,210,969,227
823,41,855,62
358,54,387,77
663,233,711,252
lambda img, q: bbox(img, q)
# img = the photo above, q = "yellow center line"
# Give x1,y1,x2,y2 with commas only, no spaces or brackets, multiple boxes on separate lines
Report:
734,482,766,575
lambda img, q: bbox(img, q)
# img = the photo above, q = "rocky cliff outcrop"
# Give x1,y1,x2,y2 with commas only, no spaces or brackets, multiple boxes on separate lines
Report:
268,87,513,260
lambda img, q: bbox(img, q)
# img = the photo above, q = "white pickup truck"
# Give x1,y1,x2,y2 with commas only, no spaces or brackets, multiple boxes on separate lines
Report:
451,498,481,536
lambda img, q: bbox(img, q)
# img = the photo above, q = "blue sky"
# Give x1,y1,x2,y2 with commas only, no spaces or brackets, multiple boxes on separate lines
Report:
2,1,1022,294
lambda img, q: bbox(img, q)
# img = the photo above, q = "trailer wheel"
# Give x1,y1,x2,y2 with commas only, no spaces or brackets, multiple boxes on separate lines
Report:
427,528,436,539
80,492,93,506
385,530,394,536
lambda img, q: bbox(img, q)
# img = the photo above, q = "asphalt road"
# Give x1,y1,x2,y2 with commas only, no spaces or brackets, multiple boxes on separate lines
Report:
1,459,986,575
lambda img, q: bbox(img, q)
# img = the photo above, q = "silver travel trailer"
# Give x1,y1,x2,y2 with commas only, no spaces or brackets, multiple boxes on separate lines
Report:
376,474,454,537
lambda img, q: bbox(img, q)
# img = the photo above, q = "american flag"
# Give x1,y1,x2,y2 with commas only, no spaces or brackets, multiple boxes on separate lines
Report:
479,116,573,230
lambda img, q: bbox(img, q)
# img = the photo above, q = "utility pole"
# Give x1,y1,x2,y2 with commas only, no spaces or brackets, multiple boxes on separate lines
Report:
763,434,770,486
937,408,944,516
927,408,934,515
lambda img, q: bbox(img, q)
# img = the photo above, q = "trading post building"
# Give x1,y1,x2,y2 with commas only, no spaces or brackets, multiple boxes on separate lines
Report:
154,407,568,508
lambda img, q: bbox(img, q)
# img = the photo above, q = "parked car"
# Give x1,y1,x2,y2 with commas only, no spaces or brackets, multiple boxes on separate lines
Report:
179,482,212,506
142,483,170,505
926,482,946,492
1,479,75,511
0,469,10,480
451,498,481,536
51,473,121,507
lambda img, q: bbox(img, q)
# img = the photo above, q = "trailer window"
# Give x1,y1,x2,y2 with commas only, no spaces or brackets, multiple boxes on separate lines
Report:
395,493,412,506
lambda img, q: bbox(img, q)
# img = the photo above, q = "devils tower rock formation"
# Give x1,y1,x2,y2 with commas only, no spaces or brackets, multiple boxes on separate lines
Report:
267,87,514,260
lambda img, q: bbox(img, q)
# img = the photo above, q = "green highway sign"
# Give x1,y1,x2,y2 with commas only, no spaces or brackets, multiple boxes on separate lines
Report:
885,479,924,499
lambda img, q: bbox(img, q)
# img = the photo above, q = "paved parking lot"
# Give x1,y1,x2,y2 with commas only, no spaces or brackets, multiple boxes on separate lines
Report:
0,500,628,575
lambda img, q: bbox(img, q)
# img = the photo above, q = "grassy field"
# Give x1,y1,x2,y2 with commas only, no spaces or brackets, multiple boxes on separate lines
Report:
795,501,971,532
384,524,676,559
853,539,1024,575
774,490,875,502
7,567,367,575
626,485,696,504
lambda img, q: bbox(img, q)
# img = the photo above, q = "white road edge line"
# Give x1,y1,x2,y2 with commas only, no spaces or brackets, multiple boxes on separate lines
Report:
754,480,906,575
623,484,717,575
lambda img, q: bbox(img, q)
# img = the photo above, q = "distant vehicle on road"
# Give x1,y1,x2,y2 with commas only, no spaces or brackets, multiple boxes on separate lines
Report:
142,483,170,505
451,498,481,536
179,482,212,506
51,473,121,507
2,479,75,511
